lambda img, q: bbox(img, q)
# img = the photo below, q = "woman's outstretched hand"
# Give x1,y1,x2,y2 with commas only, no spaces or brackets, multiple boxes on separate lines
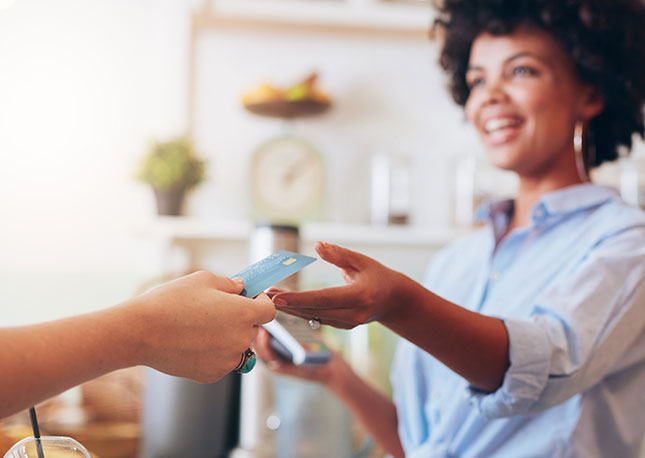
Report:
271,242,412,329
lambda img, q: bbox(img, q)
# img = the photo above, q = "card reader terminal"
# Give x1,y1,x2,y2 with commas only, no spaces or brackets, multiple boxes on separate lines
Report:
263,311,331,365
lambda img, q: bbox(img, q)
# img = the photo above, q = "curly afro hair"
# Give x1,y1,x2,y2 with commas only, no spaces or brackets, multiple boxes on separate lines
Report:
433,0,645,167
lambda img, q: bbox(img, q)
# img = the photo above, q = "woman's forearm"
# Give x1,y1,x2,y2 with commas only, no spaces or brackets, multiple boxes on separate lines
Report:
384,274,510,392
327,362,404,458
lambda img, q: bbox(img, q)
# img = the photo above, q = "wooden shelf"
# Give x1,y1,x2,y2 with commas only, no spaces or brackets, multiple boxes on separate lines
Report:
139,217,465,248
198,0,435,38
137,218,467,282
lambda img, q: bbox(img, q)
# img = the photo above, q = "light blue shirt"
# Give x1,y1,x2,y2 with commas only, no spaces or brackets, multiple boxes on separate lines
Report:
390,184,645,457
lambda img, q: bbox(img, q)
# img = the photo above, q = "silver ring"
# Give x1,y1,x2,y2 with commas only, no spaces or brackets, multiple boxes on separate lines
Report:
233,348,257,374
309,318,321,330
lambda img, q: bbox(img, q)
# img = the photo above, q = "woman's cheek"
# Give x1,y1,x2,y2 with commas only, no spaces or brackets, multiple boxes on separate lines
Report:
464,97,477,125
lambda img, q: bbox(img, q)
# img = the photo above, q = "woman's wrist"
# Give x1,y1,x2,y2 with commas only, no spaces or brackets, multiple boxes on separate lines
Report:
379,270,418,326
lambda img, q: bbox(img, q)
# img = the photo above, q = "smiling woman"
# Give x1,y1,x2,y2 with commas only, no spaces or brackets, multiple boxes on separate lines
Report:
463,27,604,189
437,0,645,170
253,1,645,457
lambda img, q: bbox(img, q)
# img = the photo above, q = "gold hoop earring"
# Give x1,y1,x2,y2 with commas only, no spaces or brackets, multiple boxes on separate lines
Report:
573,121,589,182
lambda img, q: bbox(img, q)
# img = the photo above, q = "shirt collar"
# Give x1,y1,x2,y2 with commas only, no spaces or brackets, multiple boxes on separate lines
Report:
475,183,617,224
474,199,512,222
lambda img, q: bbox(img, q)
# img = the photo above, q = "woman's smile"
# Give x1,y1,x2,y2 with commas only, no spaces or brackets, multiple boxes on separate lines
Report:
481,114,524,145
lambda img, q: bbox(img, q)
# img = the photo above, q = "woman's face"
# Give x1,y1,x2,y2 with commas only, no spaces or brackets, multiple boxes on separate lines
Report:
464,26,601,179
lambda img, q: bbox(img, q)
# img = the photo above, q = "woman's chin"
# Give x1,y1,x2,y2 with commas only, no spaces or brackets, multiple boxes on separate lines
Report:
485,150,522,172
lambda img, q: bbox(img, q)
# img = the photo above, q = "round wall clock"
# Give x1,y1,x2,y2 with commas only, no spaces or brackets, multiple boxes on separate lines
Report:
249,136,325,223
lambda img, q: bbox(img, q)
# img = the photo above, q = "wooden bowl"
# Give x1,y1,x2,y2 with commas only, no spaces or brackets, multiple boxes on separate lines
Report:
244,99,331,118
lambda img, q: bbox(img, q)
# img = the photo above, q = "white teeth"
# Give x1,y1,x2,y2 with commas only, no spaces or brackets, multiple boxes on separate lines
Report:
484,118,520,133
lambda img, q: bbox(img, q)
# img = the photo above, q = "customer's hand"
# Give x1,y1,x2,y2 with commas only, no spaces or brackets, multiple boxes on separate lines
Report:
272,242,412,329
127,271,276,383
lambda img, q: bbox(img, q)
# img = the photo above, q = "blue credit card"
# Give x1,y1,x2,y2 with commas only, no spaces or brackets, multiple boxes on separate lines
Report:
231,250,316,298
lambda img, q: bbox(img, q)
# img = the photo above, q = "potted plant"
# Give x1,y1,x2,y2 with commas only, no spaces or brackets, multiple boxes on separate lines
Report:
135,136,206,216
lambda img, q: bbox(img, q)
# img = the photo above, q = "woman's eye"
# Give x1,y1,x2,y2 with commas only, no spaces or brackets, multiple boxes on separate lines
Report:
467,76,485,88
512,66,538,77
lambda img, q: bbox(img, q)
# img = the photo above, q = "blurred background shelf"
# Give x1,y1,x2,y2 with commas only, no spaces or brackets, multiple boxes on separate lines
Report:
140,217,464,247
138,218,468,284
201,0,435,37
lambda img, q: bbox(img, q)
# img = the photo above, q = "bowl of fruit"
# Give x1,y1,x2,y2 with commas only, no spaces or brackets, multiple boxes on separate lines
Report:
242,72,331,119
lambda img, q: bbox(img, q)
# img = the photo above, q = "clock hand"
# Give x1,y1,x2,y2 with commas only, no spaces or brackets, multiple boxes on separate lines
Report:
283,159,309,186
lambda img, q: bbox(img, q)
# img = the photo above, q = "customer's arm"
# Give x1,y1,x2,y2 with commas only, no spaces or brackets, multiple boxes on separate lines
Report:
255,330,404,458
0,271,276,419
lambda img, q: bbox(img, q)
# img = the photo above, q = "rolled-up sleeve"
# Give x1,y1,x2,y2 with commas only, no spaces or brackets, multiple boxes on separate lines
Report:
468,227,645,419
469,318,552,417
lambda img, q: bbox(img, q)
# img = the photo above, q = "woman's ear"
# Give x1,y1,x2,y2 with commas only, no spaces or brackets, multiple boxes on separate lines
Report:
578,85,605,121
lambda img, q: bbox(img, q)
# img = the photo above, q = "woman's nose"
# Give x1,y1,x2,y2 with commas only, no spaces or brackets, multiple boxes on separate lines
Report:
465,75,509,122
480,78,509,106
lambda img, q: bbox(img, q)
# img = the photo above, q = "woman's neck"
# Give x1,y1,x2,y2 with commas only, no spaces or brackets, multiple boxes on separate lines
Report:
508,168,587,234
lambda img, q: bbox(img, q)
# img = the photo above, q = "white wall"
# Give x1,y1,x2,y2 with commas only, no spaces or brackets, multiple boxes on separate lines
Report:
0,0,195,322
190,27,483,226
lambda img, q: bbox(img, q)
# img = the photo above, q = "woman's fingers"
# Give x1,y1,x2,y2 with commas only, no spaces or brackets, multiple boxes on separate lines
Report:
315,241,365,271
275,307,359,329
272,284,359,309
265,287,290,298
314,241,356,270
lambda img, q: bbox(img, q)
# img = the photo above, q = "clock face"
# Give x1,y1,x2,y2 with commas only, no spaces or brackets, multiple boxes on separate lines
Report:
250,136,324,222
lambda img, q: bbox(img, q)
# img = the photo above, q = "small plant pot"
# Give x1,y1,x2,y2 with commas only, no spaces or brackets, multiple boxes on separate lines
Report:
153,188,185,216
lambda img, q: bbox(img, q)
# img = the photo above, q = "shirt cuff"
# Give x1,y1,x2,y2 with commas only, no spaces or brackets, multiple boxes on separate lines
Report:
467,318,552,418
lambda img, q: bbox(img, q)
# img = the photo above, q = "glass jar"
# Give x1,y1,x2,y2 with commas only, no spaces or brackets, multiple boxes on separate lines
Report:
4,436,91,458
453,151,518,227
619,154,645,210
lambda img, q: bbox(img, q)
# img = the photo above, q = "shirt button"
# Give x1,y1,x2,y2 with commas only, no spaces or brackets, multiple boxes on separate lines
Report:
490,271,501,281
534,208,545,219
